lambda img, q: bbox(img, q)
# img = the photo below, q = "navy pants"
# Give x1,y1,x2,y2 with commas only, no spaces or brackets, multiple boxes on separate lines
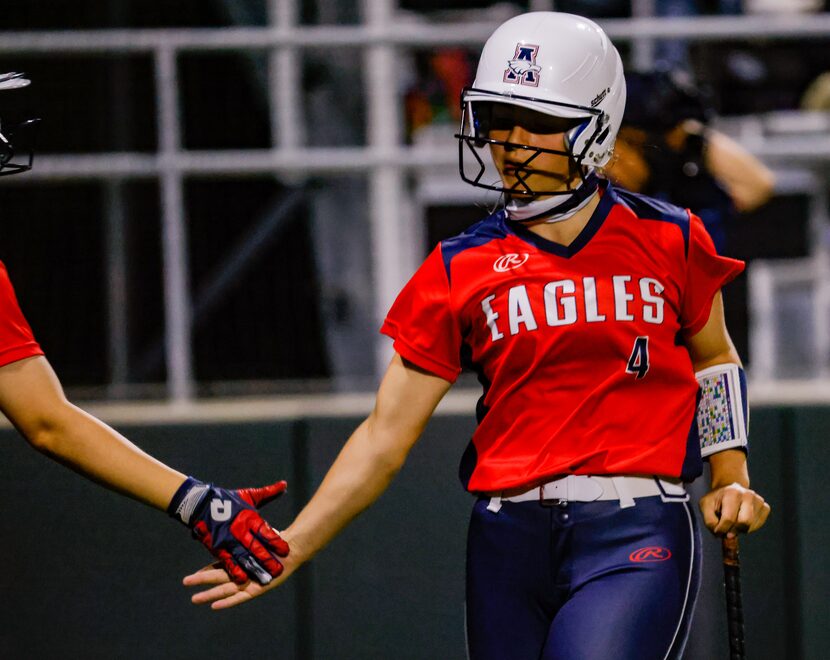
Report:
465,496,701,660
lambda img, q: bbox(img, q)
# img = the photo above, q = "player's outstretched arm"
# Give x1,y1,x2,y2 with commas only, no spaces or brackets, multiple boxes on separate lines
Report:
685,292,771,538
183,352,452,610
0,355,289,584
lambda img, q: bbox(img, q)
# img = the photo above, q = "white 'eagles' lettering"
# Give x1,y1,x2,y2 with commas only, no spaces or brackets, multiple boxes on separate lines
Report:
479,275,667,341
612,275,635,321
640,278,665,324
481,294,504,341
544,280,577,326
583,276,606,322
508,285,538,335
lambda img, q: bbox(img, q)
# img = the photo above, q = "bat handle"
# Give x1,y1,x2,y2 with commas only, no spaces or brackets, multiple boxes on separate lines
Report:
722,534,740,566
722,536,746,660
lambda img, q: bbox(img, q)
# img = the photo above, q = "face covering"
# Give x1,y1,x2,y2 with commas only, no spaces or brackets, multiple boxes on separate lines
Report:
505,171,599,224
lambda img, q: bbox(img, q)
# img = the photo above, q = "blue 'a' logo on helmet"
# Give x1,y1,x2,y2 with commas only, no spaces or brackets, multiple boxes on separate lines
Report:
503,44,541,87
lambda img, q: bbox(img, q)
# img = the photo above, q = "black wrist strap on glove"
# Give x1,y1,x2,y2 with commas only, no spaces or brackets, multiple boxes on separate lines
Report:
168,476,210,527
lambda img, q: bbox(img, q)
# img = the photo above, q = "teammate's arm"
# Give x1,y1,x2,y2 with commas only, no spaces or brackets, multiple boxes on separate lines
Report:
698,122,776,214
183,352,453,609
684,291,770,537
0,355,289,584
0,355,185,506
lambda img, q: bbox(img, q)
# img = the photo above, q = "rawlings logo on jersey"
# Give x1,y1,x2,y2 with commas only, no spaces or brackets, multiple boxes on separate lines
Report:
503,44,541,87
493,253,530,272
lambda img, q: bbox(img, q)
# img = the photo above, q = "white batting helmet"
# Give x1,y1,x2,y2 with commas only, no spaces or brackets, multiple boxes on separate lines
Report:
457,12,626,196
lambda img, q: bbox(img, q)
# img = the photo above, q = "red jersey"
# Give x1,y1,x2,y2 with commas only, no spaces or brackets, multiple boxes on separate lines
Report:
0,261,43,368
381,180,743,492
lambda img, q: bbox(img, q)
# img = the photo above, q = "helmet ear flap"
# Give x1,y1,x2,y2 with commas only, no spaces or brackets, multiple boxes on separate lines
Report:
564,119,590,155
594,112,613,146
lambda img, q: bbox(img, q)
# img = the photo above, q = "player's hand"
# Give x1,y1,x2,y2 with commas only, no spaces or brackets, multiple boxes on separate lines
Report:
699,482,770,537
183,531,304,610
183,558,288,610
169,477,289,585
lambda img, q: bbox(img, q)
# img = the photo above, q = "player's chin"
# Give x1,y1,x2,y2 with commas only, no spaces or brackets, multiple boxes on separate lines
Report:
505,187,535,199
503,178,573,197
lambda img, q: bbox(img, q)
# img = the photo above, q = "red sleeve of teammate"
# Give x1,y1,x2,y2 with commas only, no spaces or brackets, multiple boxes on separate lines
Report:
0,261,44,368
380,246,462,383
680,213,745,336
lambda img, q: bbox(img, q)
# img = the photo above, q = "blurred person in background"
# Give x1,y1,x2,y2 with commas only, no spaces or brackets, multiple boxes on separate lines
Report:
605,68,775,255
0,71,288,589
185,13,769,660
404,47,473,142
801,69,830,110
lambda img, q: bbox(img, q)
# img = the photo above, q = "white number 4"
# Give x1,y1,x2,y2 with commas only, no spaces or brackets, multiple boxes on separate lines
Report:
626,336,649,379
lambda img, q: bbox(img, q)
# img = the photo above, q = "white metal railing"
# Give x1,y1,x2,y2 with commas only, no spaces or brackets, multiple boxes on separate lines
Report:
3,14,830,52
3,9,830,400
749,255,830,380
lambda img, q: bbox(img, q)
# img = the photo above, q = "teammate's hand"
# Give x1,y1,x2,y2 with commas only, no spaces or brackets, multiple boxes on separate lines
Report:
169,477,289,585
699,482,770,537
183,561,283,610
183,530,305,610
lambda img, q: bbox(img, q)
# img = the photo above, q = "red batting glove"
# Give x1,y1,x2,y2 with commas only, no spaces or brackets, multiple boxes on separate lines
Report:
169,477,290,585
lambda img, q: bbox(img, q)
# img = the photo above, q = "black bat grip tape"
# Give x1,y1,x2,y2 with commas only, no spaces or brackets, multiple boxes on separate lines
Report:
723,537,746,660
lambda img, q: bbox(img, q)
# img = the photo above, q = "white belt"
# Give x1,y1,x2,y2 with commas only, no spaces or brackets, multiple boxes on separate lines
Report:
486,475,687,513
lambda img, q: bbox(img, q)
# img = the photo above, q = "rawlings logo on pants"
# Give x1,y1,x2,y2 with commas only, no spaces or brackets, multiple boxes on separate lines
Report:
629,546,673,562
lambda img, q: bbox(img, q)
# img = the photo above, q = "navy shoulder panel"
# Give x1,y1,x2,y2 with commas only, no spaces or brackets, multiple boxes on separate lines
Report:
440,211,508,282
613,187,691,256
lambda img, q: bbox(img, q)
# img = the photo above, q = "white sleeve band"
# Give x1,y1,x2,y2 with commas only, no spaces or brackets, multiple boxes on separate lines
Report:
695,363,749,457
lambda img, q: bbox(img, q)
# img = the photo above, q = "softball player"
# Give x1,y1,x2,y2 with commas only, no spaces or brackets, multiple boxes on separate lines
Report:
186,13,770,659
0,72,288,587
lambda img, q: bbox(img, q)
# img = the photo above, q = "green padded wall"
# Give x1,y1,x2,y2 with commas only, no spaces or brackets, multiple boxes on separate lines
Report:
301,415,475,660
0,405,825,659
0,422,299,660
793,408,830,660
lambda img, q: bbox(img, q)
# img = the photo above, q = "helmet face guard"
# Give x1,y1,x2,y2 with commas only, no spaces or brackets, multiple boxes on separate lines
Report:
0,72,39,177
0,117,40,176
455,87,606,197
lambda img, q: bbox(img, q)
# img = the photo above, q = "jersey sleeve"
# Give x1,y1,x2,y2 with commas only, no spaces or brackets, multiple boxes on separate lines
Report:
380,245,462,383
0,262,44,368
680,213,745,336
